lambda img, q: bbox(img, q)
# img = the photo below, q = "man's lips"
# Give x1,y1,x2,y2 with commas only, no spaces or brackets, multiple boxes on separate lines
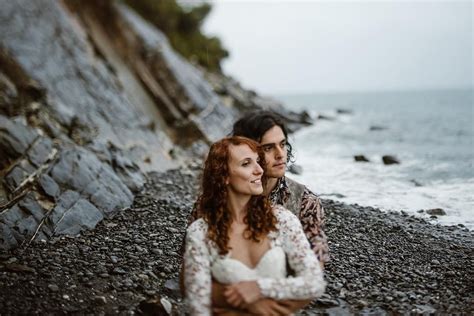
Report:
273,162,286,168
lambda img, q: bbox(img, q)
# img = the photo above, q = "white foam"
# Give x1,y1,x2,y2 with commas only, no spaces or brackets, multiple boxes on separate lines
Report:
290,131,474,230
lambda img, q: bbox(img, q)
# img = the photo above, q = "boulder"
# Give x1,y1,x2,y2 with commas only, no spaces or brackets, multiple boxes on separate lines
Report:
288,164,303,175
354,155,370,162
382,155,400,165
426,208,447,216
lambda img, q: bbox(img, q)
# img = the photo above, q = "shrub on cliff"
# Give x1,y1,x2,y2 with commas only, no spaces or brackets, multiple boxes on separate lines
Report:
124,0,228,71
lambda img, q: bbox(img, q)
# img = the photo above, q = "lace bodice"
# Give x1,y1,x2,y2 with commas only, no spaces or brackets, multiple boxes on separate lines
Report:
211,245,287,284
183,206,326,315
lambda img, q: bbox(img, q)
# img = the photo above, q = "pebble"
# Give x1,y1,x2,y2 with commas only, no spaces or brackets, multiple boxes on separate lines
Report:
94,296,107,305
48,284,59,292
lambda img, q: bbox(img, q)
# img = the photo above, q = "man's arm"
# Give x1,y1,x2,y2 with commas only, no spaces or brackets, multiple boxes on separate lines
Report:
299,188,329,268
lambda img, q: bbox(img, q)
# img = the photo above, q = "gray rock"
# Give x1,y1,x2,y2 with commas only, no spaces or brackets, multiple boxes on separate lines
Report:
354,155,370,162
51,148,133,216
288,164,303,175
337,109,353,115
0,115,39,168
47,284,59,292
411,304,436,314
27,137,54,168
18,193,45,222
50,191,104,235
94,296,107,305
382,155,400,165
426,208,446,216
0,223,19,250
39,174,60,199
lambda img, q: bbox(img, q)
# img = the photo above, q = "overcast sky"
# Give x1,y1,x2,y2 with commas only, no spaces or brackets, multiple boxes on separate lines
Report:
202,0,473,95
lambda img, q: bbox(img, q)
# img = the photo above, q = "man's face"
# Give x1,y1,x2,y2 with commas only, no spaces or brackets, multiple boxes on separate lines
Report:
260,125,288,179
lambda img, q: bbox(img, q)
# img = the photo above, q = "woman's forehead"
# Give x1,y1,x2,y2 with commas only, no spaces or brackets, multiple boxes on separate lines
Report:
229,143,258,161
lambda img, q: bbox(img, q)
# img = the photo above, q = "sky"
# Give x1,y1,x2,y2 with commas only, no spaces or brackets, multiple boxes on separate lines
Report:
201,0,473,95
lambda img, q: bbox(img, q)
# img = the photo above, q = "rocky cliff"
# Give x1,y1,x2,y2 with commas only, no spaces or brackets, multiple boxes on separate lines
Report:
0,0,310,250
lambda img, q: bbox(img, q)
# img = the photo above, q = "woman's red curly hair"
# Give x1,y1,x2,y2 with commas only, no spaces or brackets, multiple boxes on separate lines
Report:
195,136,277,255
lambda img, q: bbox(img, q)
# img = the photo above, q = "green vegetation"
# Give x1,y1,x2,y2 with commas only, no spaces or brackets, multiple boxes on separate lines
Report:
124,0,229,71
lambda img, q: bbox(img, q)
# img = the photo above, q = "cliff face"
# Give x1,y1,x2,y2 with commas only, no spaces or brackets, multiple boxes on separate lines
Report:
0,0,310,250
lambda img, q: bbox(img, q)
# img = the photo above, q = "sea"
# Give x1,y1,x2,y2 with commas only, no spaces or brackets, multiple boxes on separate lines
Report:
277,89,474,229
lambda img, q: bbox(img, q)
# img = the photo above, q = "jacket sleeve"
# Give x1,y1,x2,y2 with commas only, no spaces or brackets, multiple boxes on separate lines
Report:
299,188,330,265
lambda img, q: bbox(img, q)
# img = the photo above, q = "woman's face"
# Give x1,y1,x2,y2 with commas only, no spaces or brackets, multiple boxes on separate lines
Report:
227,144,264,196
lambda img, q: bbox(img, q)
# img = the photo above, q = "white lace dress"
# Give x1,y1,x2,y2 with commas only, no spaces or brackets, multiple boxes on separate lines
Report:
183,206,326,315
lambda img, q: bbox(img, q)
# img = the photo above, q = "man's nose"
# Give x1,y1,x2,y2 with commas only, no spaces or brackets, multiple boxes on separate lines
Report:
275,146,284,159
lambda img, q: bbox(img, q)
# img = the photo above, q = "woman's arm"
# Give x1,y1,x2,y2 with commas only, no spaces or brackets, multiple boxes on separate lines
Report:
257,209,326,300
225,210,326,305
183,221,212,315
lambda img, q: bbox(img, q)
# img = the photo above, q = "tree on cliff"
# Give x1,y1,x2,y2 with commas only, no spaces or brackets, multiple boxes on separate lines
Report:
124,0,229,71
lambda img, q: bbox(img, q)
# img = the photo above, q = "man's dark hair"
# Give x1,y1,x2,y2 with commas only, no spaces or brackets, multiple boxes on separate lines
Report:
231,110,294,163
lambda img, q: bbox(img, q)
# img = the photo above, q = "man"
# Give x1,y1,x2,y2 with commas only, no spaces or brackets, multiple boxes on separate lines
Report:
185,110,329,315
231,110,329,266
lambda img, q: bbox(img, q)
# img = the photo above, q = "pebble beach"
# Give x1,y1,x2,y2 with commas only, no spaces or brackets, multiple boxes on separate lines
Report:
1,167,472,315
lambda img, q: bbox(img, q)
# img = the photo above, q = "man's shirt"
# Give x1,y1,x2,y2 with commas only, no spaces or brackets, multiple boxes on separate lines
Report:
269,176,329,265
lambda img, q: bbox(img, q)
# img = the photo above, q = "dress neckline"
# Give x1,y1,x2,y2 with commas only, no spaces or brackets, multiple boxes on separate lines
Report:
226,246,284,271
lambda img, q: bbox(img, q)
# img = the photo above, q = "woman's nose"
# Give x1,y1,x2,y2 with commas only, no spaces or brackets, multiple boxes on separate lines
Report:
254,163,263,175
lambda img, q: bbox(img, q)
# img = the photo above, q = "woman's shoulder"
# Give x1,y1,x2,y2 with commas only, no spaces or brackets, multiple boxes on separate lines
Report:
186,218,208,238
273,205,300,225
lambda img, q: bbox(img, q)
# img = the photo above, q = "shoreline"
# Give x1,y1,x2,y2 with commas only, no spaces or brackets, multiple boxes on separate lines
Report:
0,168,472,315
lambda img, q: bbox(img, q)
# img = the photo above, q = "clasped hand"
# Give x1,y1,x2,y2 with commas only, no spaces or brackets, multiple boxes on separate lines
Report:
223,280,262,308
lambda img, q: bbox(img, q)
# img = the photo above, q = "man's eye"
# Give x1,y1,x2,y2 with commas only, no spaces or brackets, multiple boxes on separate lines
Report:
263,146,272,152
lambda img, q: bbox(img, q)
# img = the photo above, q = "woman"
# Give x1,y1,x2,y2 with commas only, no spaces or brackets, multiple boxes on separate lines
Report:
184,136,326,315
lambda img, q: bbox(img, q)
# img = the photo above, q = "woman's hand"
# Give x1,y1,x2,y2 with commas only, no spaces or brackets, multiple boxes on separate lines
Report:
224,281,262,308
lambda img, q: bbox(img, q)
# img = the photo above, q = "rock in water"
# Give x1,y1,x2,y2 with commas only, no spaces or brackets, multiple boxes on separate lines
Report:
382,155,400,165
354,155,370,162
426,208,447,216
288,164,303,175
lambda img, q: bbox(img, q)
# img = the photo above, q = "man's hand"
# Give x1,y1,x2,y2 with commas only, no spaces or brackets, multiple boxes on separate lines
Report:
224,281,262,308
246,298,292,316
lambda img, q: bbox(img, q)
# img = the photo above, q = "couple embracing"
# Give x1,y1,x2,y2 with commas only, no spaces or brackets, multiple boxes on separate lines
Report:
182,111,329,315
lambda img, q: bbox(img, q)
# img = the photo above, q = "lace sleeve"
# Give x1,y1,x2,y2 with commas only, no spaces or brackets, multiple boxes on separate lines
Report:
183,219,212,315
257,208,326,300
